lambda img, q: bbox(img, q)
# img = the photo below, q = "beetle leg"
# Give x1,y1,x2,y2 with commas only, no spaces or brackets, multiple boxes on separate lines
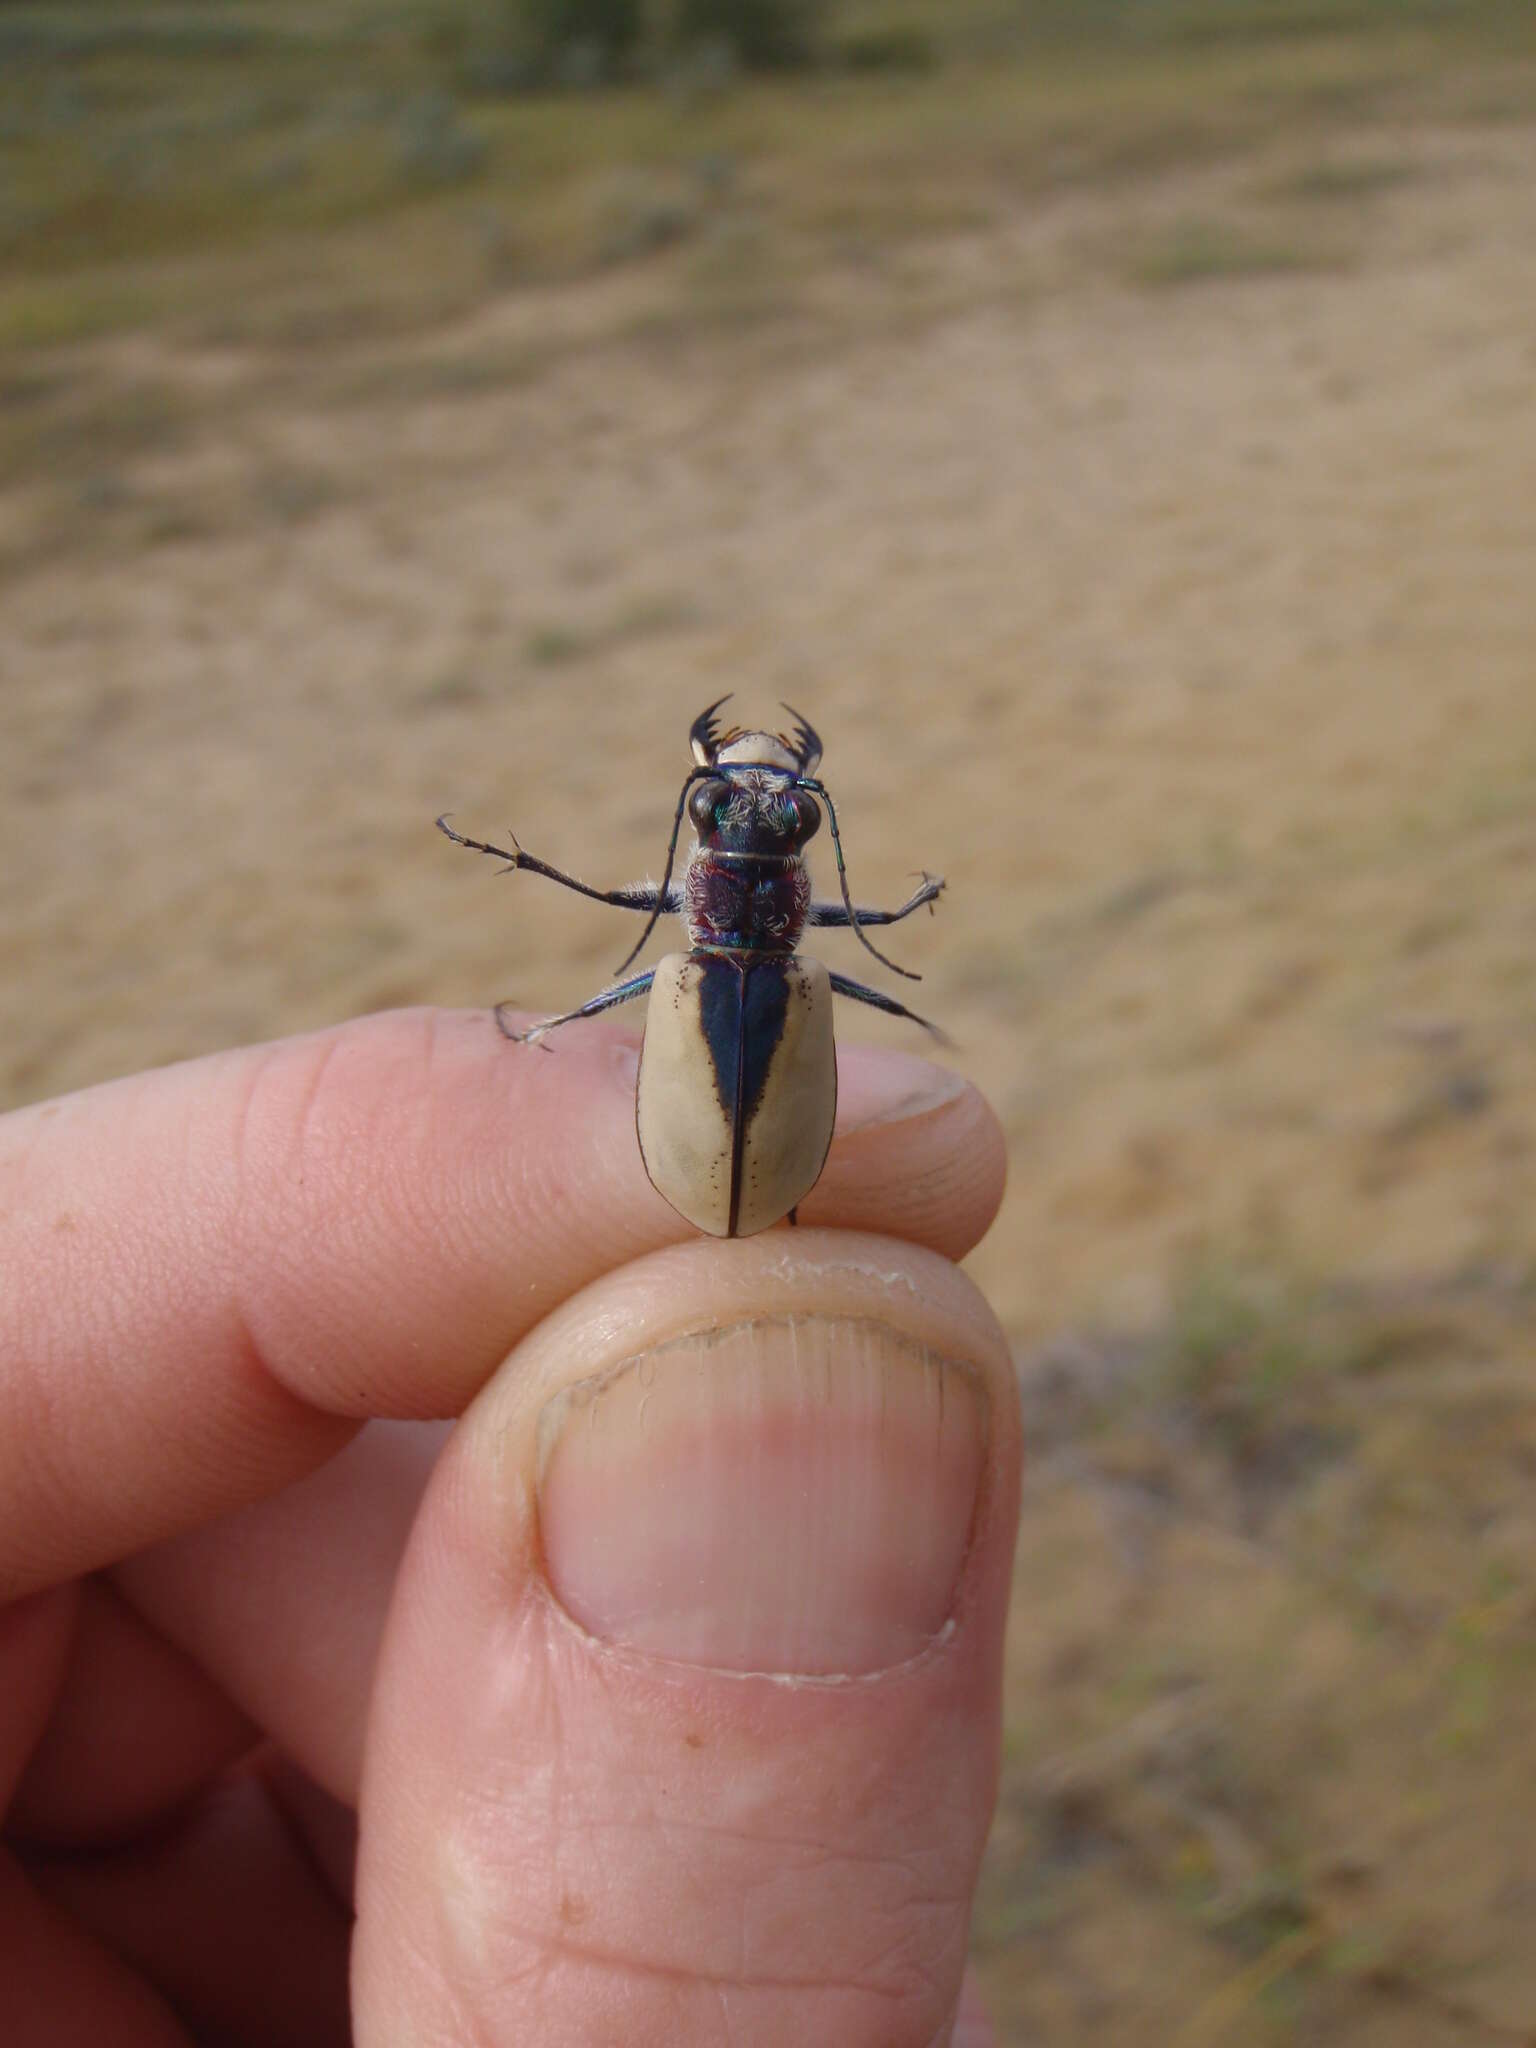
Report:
808,872,945,927
437,816,680,914
610,766,713,978
794,778,920,980
828,970,953,1048
495,969,655,1047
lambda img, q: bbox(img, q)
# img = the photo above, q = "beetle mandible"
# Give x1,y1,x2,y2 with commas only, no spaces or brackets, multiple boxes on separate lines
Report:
438,697,947,1238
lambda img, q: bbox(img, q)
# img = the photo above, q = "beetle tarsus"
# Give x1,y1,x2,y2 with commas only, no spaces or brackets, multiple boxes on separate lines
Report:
438,814,525,872
808,873,946,929
441,813,680,914
493,1001,551,1049
495,969,658,1048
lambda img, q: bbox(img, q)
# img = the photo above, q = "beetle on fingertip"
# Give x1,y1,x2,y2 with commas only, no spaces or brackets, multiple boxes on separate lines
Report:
438,698,947,1238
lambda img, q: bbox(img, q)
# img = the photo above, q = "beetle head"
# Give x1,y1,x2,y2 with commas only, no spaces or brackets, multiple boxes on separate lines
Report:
687,770,821,856
684,697,824,855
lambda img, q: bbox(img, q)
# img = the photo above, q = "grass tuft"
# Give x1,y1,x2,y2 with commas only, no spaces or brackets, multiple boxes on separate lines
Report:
1130,212,1342,287
1266,152,1418,201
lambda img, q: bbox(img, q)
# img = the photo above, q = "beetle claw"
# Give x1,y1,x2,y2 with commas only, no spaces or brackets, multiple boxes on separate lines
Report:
494,1001,547,1046
499,1008,557,1051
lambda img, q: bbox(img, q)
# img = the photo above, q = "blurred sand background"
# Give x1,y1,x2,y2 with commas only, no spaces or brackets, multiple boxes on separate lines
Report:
5,3,1536,2039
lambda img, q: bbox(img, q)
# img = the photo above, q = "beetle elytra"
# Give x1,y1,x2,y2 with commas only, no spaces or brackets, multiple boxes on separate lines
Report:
438,699,946,1237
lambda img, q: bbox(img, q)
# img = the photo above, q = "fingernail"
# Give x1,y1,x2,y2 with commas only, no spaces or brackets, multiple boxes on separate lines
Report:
835,1047,965,1133
537,1317,987,1677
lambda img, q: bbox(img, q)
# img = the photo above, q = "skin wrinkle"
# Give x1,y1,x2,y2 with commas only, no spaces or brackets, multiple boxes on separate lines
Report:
849,1909,965,2002
227,1036,285,1235
425,1830,533,2048
417,1012,512,1282
224,1037,337,1416
498,1953,947,2048
3,1065,354,1595
438,1728,974,1998
489,1926,931,2001
392,1014,510,1270
549,1809,959,1884
289,1030,347,1195
739,1856,964,1999
225,1020,443,1413
465,1803,968,2002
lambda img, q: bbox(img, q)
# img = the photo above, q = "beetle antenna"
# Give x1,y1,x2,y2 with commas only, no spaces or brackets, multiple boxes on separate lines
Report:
796,777,921,981
612,766,710,976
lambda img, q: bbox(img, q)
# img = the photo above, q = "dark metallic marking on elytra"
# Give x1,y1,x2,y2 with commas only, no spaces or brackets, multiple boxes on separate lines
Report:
739,961,792,1129
696,954,744,1121
691,955,793,1234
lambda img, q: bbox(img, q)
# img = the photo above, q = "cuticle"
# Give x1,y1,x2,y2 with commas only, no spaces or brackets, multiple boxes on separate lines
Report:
538,1573,968,1690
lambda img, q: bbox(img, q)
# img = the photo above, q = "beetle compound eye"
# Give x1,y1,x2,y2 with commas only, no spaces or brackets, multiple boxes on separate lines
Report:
792,792,822,843
688,779,729,832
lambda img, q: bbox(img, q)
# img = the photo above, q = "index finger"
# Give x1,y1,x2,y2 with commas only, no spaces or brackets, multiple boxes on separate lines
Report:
0,1008,1005,1598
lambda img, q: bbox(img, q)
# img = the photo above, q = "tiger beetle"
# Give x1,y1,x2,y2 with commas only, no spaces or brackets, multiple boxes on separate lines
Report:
437,697,946,1238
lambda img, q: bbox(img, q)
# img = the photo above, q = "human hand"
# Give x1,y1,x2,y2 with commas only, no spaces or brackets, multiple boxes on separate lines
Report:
0,1008,1017,2047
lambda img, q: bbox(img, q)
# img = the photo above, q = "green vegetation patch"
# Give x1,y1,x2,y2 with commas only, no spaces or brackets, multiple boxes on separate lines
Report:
0,0,1533,424
1130,212,1345,288
983,1267,1536,2043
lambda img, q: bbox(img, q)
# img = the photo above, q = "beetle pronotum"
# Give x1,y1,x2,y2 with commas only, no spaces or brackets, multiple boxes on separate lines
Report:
438,698,947,1237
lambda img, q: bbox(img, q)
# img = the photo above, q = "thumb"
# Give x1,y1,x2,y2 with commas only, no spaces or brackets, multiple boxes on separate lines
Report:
353,1232,1020,2048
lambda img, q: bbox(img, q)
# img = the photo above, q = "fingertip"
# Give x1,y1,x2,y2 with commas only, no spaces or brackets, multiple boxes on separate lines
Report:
809,1045,1007,1259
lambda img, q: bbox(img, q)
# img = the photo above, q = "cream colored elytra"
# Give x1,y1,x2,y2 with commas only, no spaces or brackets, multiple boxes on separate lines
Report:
635,953,836,1237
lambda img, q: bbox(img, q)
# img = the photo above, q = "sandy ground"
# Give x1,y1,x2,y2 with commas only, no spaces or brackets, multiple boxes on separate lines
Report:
7,121,1535,1348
